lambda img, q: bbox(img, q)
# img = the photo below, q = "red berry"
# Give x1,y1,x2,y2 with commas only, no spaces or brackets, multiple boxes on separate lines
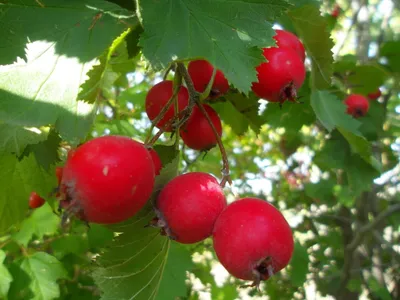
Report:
251,47,306,103
55,166,63,185
213,198,294,284
368,89,381,100
145,80,189,132
344,94,369,118
332,5,340,18
29,192,45,209
60,135,155,224
148,148,162,176
180,104,222,151
156,172,226,244
188,60,229,98
274,29,306,62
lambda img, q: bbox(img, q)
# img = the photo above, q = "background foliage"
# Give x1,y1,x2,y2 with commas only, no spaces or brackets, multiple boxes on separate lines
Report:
0,0,399,299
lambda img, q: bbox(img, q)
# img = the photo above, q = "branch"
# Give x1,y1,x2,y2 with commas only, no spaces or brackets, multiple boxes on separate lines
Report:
347,203,400,253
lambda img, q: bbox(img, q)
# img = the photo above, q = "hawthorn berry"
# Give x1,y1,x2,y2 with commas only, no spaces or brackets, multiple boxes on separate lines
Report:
213,198,294,285
332,4,340,18
145,80,189,131
368,89,381,100
344,94,369,118
251,47,306,104
60,135,155,224
155,172,226,244
274,29,306,62
148,148,162,176
180,104,222,151
188,60,229,98
29,192,45,209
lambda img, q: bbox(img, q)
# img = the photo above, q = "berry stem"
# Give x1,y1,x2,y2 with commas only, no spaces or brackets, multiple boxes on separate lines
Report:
176,62,231,187
144,80,181,144
199,67,217,102
195,102,232,187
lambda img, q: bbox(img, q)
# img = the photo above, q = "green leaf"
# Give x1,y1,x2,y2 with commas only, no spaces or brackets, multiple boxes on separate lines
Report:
78,28,134,104
338,127,382,172
345,155,379,197
154,243,194,300
212,101,250,136
0,0,134,65
313,136,348,170
0,250,13,298
21,130,62,171
93,156,192,300
0,41,96,146
222,93,264,134
139,0,291,93
51,235,89,260
288,5,334,89
380,41,400,73
211,283,238,300
311,91,361,134
87,224,114,250
12,204,60,247
347,64,389,95
304,179,335,204
289,242,309,286
0,154,56,233
367,278,392,300
333,185,354,207
0,124,49,156
19,252,67,300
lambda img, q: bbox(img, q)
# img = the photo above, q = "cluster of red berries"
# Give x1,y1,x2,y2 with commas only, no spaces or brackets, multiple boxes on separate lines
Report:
344,88,381,118
28,134,293,285
144,59,228,151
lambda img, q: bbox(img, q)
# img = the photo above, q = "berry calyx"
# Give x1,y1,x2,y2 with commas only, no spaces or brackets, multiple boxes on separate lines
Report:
213,198,294,286
344,94,369,118
145,80,189,131
60,135,155,224
29,192,45,209
155,172,226,244
188,60,229,98
274,29,306,62
251,47,306,104
180,104,222,151
368,89,381,100
148,148,162,176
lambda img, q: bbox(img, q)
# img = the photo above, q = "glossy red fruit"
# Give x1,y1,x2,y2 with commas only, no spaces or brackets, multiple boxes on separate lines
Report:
344,94,370,118
368,89,381,100
156,172,226,244
188,60,229,98
60,135,155,224
213,198,294,284
180,104,222,151
55,166,63,185
274,29,306,61
251,47,306,103
148,148,162,176
29,192,45,209
145,80,189,132
332,4,340,18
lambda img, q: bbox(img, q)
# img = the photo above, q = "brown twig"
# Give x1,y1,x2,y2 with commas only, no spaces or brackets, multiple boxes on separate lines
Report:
176,63,231,186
